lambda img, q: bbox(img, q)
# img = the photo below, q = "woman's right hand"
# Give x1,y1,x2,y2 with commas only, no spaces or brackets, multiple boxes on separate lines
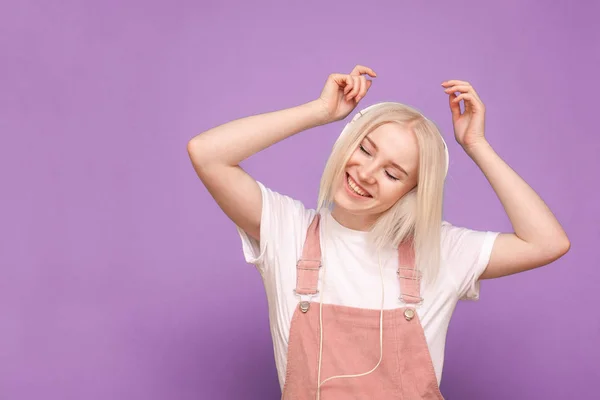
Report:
317,65,377,123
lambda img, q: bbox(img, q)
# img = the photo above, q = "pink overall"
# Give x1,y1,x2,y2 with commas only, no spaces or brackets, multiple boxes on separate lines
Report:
281,214,444,399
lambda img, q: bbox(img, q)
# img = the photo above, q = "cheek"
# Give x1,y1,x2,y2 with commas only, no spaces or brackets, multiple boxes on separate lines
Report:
381,181,411,203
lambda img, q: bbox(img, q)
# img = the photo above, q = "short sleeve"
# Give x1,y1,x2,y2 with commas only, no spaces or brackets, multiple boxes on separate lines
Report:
235,181,312,271
441,222,500,301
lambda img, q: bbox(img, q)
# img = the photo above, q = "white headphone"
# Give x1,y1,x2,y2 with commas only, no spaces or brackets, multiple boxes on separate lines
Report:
335,102,450,177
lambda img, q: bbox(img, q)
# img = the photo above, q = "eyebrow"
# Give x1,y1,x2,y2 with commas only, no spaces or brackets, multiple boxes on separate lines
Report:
365,137,409,177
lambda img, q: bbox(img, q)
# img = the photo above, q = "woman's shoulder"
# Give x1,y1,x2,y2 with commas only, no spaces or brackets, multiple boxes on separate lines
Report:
441,220,484,246
256,180,319,225
440,220,463,245
439,219,499,263
440,220,495,240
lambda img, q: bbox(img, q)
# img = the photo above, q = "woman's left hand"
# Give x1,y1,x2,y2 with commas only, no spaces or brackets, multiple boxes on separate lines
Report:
441,80,487,150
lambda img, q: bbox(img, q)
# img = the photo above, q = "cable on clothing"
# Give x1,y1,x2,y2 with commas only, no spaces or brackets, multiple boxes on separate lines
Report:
315,245,385,400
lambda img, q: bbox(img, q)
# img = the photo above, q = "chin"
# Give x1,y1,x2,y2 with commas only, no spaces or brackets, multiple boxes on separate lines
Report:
333,189,375,214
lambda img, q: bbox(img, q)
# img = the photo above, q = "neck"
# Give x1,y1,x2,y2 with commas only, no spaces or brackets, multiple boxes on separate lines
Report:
330,206,379,232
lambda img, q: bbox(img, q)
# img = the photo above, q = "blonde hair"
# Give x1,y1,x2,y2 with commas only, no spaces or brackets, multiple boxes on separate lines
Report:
317,102,448,285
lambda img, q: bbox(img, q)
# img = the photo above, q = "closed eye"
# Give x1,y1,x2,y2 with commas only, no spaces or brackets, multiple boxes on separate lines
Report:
385,171,399,181
360,145,400,181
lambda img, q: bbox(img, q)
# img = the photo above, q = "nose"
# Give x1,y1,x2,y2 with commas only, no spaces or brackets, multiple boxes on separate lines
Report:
356,163,377,185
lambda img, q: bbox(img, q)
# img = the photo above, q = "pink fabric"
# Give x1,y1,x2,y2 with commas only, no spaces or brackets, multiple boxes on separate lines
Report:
283,215,444,399
295,214,322,295
398,240,423,304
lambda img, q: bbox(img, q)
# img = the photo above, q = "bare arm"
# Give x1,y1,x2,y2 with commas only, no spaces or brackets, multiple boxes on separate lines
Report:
188,100,330,171
442,80,570,279
187,65,377,241
187,100,329,241
466,141,570,279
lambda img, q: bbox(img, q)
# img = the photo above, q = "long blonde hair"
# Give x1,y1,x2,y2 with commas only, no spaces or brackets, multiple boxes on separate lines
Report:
317,102,448,285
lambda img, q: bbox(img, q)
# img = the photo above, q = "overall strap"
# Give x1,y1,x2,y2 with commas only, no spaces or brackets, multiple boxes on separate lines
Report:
295,214,422,305
397,240,422,304
295,213,322,296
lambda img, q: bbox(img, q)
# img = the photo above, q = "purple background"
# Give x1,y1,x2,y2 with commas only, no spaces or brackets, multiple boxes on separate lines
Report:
1,1,598,399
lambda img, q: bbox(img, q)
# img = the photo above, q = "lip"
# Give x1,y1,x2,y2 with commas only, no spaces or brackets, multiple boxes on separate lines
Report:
345,172,372,198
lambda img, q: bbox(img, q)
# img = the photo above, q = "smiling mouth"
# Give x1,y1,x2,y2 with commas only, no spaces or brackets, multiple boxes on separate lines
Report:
346,173,372,198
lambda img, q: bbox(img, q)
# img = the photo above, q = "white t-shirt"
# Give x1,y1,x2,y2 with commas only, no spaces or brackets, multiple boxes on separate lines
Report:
236,181,499,390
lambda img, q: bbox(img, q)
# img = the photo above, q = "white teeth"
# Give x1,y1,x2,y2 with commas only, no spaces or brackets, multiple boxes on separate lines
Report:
347,175,370,197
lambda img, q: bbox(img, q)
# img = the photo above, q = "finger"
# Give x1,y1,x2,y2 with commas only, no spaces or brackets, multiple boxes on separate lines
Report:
442,80,471,87
448,93,462,118
444,85,471,95
470,87,483,103
351,65,377,78
357,76,369,103
444,80,484,104
347,76,361,101
453,92,484,112
452,93,472,103
358,80,373,103
351,65,377,77
331,73,351,90
342,75,353,95
445,83,483,102
453,93,482,114
356,76,369,102
353,77,364,103
346,76,359,101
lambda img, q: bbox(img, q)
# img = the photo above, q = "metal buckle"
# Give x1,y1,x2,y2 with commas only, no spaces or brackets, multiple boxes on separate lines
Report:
293,290,318,313
296,259,321,270
294,258,322,313
299,301,310,313
293,288,319,296
398,293,424,306
396,266,422,280
397,266,423,306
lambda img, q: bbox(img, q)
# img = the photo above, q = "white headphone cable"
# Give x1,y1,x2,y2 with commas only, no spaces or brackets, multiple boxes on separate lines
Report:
315,249,385,399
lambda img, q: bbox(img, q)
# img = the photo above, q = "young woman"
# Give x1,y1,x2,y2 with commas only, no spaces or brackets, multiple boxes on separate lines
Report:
187,65,570,399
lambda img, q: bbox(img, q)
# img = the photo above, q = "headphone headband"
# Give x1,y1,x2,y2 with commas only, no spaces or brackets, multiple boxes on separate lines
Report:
335,102,449,177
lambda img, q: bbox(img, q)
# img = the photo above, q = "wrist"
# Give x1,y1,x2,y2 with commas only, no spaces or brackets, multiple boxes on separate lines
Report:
306,99,334,126
462,139,491,157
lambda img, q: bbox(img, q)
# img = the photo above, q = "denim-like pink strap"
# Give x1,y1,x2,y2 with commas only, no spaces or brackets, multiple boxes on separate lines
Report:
295,214,322,296
397,240,422,304
295,214,420,303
